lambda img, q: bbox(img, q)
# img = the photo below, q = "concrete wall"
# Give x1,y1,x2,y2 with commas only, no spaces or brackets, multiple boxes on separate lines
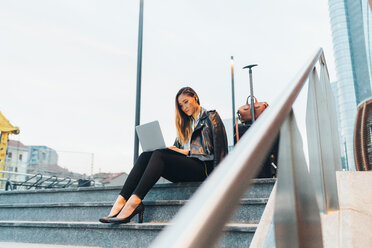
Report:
322,171,372,247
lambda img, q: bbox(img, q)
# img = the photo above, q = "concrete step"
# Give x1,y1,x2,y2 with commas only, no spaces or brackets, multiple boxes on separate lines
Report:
0,179,275,204
0,198,267,224
0,242,99,248
0,220,257,248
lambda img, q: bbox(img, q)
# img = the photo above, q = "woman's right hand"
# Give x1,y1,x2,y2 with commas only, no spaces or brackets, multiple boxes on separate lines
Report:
168,146,189,155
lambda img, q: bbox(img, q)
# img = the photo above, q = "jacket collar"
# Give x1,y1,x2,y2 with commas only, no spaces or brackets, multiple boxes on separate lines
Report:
194,107,208,131
199,107,208,120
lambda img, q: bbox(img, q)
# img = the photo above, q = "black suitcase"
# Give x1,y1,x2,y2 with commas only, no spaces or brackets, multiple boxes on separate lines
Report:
234,122,251,145
234,122,279,178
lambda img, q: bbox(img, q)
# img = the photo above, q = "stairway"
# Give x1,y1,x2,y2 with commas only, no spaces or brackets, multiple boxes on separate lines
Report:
0,179,275,247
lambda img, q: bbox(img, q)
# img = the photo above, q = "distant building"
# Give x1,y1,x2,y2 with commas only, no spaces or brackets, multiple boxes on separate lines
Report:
100,172,128,186
328,0,372,170
28,145,58,166
5,140,83,181
331,81,348,169
27,145,72,177
27,162,80,178
5,140,29,182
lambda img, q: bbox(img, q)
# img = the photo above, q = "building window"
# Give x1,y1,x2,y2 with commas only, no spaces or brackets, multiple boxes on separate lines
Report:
7,152,12,159
19,154,23,161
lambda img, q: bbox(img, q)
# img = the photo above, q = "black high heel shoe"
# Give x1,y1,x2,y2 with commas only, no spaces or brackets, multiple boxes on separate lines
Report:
99,206,124,223
108,202,144,224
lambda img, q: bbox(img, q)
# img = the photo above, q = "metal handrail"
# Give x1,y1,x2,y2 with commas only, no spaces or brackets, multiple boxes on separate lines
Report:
24,174,43,189
151,48,340,247
0,170,102,190
5,180,13,191
62,177,74,188
43,175,58,188
0,170,66,180
53,176,72,188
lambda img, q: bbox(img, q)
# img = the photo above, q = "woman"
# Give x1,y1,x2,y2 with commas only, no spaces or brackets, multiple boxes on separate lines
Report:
99,87,228,224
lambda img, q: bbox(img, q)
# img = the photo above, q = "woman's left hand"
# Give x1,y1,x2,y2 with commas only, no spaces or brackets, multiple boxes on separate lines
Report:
168,146,189,155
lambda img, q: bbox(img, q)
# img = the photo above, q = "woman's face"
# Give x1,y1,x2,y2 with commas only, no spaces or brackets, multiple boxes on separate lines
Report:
178,94,199,116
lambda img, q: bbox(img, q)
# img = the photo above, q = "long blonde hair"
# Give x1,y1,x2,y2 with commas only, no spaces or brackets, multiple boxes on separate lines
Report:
175,87,200,145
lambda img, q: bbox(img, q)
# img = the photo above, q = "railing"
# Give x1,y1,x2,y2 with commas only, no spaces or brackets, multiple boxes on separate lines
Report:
0,171,100,191
150,48,341,247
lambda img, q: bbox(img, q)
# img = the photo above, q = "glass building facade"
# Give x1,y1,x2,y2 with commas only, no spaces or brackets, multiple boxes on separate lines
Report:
328,0,372,170
28,146,58,166
362,0,372,85
331,81,348,169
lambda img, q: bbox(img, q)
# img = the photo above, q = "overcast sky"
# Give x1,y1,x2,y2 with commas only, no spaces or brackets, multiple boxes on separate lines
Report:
1,0,335,175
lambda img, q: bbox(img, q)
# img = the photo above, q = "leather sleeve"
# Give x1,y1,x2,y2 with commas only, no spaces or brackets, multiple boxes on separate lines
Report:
208,111,228,167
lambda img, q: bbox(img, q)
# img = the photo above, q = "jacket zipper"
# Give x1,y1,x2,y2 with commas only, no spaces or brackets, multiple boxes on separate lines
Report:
201,127,209,155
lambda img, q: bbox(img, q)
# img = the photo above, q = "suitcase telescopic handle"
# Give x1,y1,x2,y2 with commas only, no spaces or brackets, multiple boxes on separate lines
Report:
243,64,258,122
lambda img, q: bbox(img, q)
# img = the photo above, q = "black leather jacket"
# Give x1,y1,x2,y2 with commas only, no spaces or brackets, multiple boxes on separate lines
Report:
174,108,228,168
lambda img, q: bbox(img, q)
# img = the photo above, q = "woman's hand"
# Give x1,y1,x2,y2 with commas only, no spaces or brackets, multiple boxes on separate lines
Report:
168,146,189,155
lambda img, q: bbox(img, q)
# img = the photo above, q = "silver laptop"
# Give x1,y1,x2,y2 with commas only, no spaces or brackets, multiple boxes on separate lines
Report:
135,121,166,152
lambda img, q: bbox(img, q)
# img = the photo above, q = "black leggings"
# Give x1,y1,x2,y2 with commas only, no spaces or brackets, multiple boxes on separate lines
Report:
119,149,213,200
